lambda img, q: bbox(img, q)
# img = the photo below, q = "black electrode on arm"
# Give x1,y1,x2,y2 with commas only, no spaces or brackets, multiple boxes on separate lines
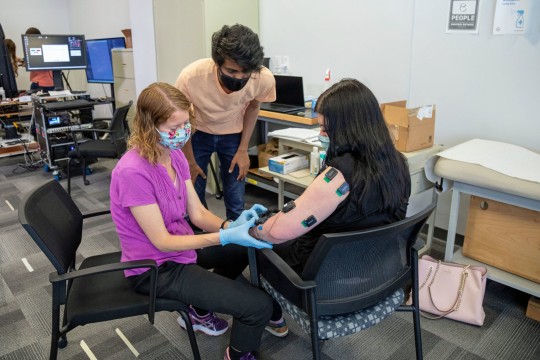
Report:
324,167,338,183
336,182,350,197
301,215,317,228
282,200,296,213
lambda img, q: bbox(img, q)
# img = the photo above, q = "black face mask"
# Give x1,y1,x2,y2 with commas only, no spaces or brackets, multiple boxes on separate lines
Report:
219,69,250,92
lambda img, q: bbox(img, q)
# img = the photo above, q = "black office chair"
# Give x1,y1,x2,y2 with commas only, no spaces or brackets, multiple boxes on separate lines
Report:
66,101,132,195
248,204,436,360
18,180,201,360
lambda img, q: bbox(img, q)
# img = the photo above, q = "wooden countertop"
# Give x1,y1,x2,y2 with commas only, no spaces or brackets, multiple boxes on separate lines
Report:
259,109,318,126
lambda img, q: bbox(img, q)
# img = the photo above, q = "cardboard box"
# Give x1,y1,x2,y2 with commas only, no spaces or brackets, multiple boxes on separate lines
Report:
257,140,279,179
268,151,309,174
381,100,435,152
463,196,540,284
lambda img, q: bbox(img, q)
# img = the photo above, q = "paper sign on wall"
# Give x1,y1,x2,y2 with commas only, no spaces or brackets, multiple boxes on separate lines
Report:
447,0,480,34
493,0,530,34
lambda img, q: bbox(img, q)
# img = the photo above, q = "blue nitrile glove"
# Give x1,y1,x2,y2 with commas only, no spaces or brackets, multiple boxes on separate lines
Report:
249,204,268,216
228,205,265,229
219,218,273,249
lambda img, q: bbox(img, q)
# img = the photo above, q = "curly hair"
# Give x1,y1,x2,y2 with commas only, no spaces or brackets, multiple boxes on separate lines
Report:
128,82,194,165
211,24,264,72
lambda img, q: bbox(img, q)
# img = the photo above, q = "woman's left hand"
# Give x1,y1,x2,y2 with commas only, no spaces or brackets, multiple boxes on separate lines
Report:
228,209,258,229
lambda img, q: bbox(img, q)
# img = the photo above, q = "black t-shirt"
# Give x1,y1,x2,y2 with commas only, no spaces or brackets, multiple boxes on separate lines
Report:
273,152,411,274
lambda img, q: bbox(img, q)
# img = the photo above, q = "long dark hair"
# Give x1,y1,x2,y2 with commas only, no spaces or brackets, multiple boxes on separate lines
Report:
316,78,409,211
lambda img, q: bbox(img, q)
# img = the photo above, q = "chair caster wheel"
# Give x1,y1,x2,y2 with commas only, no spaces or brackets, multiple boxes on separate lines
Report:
84,180,90,186
58,336,68,348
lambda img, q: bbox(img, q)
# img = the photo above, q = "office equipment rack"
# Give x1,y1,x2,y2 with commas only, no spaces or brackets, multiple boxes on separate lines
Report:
32,94,101,179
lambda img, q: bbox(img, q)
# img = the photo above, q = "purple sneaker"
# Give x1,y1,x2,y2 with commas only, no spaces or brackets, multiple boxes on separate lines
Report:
177,306,229,336
224,347,257,360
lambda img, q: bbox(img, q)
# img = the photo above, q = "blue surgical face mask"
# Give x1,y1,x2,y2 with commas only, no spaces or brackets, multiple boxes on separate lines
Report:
156,122,191,150
318,134,330,151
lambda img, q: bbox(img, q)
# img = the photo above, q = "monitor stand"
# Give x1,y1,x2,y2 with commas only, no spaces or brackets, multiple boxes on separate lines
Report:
52,70,64,91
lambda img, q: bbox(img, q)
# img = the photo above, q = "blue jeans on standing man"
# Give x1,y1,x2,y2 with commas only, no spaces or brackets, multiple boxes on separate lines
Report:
191,130,245,221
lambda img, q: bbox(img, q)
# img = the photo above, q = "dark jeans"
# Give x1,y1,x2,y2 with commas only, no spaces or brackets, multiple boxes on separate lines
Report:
191,130,245,220
128,244,272,352
30,82,55,92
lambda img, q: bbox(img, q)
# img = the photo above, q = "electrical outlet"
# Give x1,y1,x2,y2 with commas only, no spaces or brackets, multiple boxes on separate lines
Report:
282,56,289,68
274,55,282,73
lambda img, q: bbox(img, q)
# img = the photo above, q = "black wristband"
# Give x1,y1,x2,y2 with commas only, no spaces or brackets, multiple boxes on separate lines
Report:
220,219,231,230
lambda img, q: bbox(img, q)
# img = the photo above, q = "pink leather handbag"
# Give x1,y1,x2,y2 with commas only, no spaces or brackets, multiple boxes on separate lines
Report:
411,255,488,326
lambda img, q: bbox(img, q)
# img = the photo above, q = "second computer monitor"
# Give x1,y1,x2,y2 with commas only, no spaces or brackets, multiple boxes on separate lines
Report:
85,37,126,84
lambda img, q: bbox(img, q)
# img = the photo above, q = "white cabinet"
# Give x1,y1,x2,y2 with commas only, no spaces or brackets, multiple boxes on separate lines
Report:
112,48,136,128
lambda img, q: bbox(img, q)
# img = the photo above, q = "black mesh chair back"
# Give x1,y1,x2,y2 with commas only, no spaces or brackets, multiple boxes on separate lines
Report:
67,101,132,194
303,210,427,315
19,178,83,274
250,203,436,360
18,180,200,360
108,101,131,153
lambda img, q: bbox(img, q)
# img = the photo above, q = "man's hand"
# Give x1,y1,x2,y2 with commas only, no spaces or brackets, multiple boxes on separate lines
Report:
189,162,206,184
229,149,250,181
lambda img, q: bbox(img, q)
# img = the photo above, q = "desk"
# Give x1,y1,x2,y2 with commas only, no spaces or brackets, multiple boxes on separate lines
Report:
259,141,444,254
244,109,320,198
0,100,33,140
256,109,318,144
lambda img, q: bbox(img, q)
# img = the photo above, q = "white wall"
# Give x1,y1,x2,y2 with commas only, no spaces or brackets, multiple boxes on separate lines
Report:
204,0,260,57
128,0,157,97
135,0,261,91
259,0,540,233
410,0,540,231
409,0,540,152
259,0,415,101
153,0,206,85
1,0,70,91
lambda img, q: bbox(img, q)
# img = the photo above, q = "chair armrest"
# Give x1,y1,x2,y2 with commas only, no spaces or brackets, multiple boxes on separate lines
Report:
258,248,316,290
412,238,425,252
82,209,111,219
49,259,157,283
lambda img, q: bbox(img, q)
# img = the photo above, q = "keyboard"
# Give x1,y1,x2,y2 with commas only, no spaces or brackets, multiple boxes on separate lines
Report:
43,99,95,111
46,123,93,134
260,102,306,114
5,139,30,146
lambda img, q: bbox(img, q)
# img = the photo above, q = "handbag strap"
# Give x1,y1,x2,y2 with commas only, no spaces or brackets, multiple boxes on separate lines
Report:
419,260,470,319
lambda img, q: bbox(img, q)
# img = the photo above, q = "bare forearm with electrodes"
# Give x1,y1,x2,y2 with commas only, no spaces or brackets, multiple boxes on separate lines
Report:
249,167,350,244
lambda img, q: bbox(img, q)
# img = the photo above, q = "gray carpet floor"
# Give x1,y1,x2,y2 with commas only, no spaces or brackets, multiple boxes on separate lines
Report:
0,155,539,360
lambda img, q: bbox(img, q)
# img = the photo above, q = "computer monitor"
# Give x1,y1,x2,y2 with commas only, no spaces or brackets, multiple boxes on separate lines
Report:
0,23,18,98
85,37,126,84
21,33,87,90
